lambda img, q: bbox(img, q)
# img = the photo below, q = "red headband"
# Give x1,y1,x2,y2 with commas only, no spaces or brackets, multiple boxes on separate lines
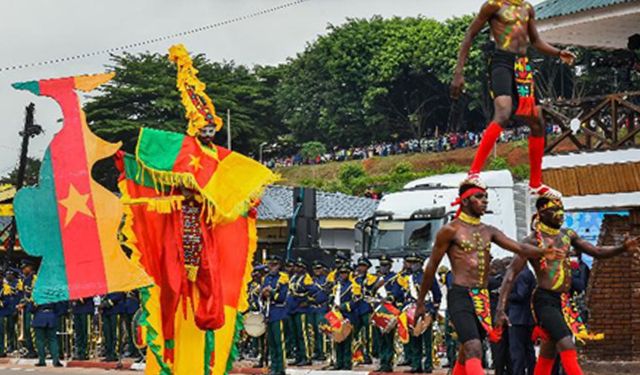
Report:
451,187,486,218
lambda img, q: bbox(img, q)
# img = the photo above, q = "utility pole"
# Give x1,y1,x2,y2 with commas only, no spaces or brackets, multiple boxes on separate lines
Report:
227,108,232,150
6,103,43,259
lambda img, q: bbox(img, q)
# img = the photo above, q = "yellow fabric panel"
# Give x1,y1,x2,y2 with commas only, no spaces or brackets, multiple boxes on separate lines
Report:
174,296,206,375
203,151,279,223
0,204,13,216
213,306,238,375
144,285,165,375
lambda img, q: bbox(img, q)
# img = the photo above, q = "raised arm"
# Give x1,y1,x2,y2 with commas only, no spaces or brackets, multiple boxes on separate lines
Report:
415,225,454,317
571,230,639,259
491,227,560,259
451,2,499,99
494,255,528,328
527,5,575,64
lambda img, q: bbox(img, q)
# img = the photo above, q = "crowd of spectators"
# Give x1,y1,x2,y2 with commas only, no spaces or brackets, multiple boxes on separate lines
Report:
263,126,535,168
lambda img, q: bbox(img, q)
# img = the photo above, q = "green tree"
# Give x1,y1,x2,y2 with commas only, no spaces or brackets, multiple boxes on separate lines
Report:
0,157,41,187
299,141,327,160
85,52,285,156
276,16,489,147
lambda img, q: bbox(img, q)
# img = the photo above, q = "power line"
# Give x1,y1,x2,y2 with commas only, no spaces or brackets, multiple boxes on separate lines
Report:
0,0,312,73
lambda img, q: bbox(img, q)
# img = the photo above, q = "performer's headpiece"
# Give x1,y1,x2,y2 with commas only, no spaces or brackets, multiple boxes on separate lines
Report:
169,44,223,136
451,177,487,218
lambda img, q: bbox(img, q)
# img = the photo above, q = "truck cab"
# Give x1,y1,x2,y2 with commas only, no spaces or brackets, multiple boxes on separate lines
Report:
358,170,518,269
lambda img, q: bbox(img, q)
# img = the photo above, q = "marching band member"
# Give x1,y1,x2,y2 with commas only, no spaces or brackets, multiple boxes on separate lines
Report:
287,258,313,366
247,264,266,366
354,257,377,365
71,297,94,360
375,255,407,373
20,261,38,358
331,263,361,371
405,253,441,374
33,302,64,367
308,261,329,361
100,292,125,362
1,268,23,355
261,255,289,375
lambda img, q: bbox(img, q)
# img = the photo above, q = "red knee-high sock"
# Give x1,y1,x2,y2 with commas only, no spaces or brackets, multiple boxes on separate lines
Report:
464,357,484,375
452,361,467,375
528,135,545,188
560,350,584,375
470,122,503,174
534,356,555,375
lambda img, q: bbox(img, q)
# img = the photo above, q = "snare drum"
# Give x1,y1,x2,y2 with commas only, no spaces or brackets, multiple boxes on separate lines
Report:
404,303,433,337
372,302,400,334
322,309,352,343
244,311,266,337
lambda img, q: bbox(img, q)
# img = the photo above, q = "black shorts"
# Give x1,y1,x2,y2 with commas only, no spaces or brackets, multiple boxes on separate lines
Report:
447,284,486,344
532,288,573,342
490,48,533,112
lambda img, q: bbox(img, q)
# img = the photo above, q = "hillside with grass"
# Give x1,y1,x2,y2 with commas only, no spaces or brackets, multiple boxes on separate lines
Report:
275,140,533,196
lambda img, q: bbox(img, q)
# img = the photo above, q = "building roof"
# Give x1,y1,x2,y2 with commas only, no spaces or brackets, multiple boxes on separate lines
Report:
542,150,640,206
535,0,634,20
257,185,378,221
534,0,640,49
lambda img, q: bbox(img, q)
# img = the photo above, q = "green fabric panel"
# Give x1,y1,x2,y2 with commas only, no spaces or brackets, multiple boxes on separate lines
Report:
204,330,214,375
14,150,69,303
123,153,156,189
12,81,40,96
136,128,184,171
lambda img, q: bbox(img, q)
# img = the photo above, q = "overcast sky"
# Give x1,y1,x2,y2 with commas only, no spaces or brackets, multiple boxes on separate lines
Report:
0,0,543,174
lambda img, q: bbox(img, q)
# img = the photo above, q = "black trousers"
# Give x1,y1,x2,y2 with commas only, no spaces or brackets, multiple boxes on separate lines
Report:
490,325,512,375
509,325,536,375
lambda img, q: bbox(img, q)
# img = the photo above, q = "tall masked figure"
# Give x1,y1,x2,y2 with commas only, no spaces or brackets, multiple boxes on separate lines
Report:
118,44,278,374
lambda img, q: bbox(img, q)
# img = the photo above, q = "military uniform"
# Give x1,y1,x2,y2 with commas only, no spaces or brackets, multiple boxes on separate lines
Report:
247,266,266,365
72,298,94,360
282,260,296,358
122,291,140,357
354,258,377,364
33,302,63,367
405,253,442,373
262,256,289,375
0,270,23,355
376,255,407,373
101,292,124,362
331,263,361,371
20,266,37,358
287,258,312,366
308,261,329,361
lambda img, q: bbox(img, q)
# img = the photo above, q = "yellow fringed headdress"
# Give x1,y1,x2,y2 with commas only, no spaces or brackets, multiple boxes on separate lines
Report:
169,44,223,136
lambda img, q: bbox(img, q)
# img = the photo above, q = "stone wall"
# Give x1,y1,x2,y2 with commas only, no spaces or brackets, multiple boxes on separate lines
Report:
584,210,640,361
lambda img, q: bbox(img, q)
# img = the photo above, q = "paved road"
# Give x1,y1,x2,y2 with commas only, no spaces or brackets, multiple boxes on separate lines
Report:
0,364,139,374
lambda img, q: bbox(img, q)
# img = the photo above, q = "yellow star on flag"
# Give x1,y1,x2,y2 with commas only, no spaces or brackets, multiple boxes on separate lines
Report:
58,184,94,226
188,154,202,172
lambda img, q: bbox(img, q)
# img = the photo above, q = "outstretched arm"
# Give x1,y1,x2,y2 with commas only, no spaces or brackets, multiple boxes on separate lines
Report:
451,2,499,98
492,227,561,259
415,225,454,317
527,6,575,64
571,231,639,259
495,255,528,327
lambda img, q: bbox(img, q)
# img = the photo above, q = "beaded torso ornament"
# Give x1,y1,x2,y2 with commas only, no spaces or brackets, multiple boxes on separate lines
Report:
182,196,204,282
533,199,571,291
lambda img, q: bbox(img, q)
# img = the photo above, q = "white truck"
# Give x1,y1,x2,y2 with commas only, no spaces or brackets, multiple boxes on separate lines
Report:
357,170,527,269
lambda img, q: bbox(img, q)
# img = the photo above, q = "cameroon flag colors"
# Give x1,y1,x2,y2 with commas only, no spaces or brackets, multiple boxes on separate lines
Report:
136,127,278,223
12,74,151,304
120,128,276,374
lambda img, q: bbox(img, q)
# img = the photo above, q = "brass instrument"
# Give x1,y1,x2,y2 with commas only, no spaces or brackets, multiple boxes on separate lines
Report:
89,296,103,360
